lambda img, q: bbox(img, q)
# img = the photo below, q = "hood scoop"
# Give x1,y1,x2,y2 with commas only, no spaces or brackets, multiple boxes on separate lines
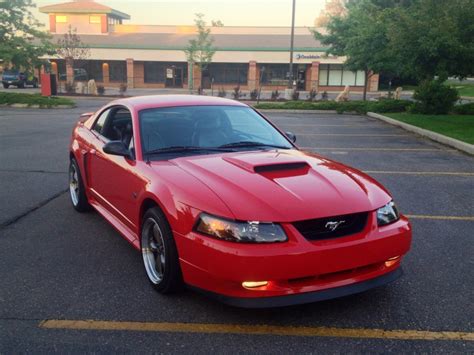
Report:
254,162,309,173
223,155,309,174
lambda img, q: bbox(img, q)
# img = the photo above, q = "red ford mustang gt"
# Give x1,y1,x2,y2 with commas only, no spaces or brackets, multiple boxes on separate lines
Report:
69,95,411,307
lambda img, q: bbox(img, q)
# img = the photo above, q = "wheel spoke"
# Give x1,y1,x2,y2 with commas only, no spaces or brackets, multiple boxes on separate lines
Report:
141,218,166,284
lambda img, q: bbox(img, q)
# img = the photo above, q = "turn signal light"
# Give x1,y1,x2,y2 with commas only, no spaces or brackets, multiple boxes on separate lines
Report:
385,256,401,267
242,281,268,289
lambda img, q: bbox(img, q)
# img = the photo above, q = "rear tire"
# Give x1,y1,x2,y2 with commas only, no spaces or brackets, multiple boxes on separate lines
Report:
141,207,183,294
3,83,9,89
69,157,91,212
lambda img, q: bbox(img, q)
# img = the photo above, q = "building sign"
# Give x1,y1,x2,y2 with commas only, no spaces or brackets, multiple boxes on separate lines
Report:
295,53,339,61
166,68,174,79
295,54,321,60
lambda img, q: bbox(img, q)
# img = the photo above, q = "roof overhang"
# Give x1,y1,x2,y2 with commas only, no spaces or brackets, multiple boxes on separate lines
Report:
39,3,130,20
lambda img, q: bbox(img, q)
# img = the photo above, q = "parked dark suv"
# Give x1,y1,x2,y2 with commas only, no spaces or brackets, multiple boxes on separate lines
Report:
2,70,39,88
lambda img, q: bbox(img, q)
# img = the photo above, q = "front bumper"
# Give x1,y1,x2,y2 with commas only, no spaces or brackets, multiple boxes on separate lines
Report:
190,267,403,308
175,213,411,304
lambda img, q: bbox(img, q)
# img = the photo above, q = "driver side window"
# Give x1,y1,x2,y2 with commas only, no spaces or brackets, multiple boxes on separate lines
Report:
93,107,134,152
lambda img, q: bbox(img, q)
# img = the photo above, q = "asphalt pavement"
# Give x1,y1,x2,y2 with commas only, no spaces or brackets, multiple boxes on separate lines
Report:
0,99,473,352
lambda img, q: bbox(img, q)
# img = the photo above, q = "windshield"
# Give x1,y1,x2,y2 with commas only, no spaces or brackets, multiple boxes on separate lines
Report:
139,105,293,158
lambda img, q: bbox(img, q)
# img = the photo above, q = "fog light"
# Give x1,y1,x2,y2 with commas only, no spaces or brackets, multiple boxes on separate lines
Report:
385,256,401,267
242,281,268,289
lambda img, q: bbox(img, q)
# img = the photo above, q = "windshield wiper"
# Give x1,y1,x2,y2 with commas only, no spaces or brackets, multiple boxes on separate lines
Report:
219,141,291,149
145,146,234,155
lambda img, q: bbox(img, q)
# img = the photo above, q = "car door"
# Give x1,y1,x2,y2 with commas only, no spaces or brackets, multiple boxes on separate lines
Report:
87,106,144,232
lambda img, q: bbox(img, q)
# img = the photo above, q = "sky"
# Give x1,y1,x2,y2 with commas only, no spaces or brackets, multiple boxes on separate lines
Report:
33,0,326,27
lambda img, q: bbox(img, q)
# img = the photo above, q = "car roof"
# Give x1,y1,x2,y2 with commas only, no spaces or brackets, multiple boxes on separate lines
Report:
110,94,248,111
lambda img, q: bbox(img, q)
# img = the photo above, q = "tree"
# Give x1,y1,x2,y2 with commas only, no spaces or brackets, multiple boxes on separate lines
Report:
313,0,400,100
56,26,90,83
184,13,223,91
0,0,54,70
314,0,348,27
385,0,474,81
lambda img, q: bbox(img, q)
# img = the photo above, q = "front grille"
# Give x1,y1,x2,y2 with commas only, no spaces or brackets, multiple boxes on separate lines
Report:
293,212,369,241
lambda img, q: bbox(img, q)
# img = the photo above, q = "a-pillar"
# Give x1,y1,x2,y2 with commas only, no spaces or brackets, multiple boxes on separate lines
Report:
126,58,134,88
248,61,257,91
102,63,109,85
309,61,320,91
368,72,379,92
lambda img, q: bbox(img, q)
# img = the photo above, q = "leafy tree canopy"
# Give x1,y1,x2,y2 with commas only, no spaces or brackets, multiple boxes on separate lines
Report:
0,0,54,69
385,0,474,81
314,0,474,85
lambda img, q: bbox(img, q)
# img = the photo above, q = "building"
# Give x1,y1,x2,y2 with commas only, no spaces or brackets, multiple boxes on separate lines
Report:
39,0,379,92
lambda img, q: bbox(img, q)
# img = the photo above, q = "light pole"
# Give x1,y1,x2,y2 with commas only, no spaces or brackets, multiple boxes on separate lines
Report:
288,0,296,89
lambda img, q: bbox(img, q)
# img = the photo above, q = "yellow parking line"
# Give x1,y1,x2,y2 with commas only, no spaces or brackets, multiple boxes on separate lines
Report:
406,215,474,221
39,320,474,342
364,170,474,177
301,147,453,152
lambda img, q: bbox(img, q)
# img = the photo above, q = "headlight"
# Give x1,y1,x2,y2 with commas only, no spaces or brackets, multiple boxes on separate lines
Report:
377,201,400,226
194,213,288,243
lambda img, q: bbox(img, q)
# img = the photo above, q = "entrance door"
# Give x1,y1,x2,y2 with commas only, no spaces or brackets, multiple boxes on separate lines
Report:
165,67,183,88
297,68,306,90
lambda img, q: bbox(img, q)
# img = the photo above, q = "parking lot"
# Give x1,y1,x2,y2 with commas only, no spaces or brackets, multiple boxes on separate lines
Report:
0,98,473,352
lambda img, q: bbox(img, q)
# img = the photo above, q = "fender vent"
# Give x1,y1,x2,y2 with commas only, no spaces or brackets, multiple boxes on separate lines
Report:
254,162,308,173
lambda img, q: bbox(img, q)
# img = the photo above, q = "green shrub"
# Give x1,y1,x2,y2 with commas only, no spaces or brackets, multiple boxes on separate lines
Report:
452,102,474,115
0,92,74,108
368,99,412,113
412,79,459,114
217,87,226,97
250,89,258,100
254,99,413,114
97,85,105,96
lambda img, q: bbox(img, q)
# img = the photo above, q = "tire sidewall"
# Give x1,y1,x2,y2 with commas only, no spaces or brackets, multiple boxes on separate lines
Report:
141,208,182,293
69,158,90,212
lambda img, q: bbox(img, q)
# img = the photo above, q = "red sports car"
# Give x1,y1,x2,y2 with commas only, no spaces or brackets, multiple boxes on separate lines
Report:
69,95,411,307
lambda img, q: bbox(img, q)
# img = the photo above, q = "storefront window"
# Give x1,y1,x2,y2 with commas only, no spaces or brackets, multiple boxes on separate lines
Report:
109,61,127,82
144,62,187,84
260,64,296,86
207,63,248,84
319,64,366,86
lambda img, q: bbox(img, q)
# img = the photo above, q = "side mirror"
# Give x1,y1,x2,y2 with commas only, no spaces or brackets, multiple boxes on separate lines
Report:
285,131,297,143
103,141,133,159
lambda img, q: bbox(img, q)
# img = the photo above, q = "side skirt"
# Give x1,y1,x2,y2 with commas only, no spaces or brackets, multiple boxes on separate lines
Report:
90,200,140,250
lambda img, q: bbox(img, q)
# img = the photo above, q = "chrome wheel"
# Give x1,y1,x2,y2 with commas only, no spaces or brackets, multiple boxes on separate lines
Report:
142,218,166,284
69,162,80,206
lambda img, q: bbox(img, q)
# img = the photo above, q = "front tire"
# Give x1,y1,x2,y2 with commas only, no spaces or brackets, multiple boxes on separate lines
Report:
141,207,183,294
69,157,91,212
3,83,9,89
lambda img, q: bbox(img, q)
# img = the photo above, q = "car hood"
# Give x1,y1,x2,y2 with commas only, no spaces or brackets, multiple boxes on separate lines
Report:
168,150,392,222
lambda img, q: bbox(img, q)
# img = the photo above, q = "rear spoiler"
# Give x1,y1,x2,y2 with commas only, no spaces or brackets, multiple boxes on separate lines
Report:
79,112,95,123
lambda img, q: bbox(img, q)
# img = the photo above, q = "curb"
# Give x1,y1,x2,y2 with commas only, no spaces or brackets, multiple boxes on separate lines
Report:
367,112,474,155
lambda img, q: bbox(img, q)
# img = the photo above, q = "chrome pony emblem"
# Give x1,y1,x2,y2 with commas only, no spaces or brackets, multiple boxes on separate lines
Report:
325,220,346,232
